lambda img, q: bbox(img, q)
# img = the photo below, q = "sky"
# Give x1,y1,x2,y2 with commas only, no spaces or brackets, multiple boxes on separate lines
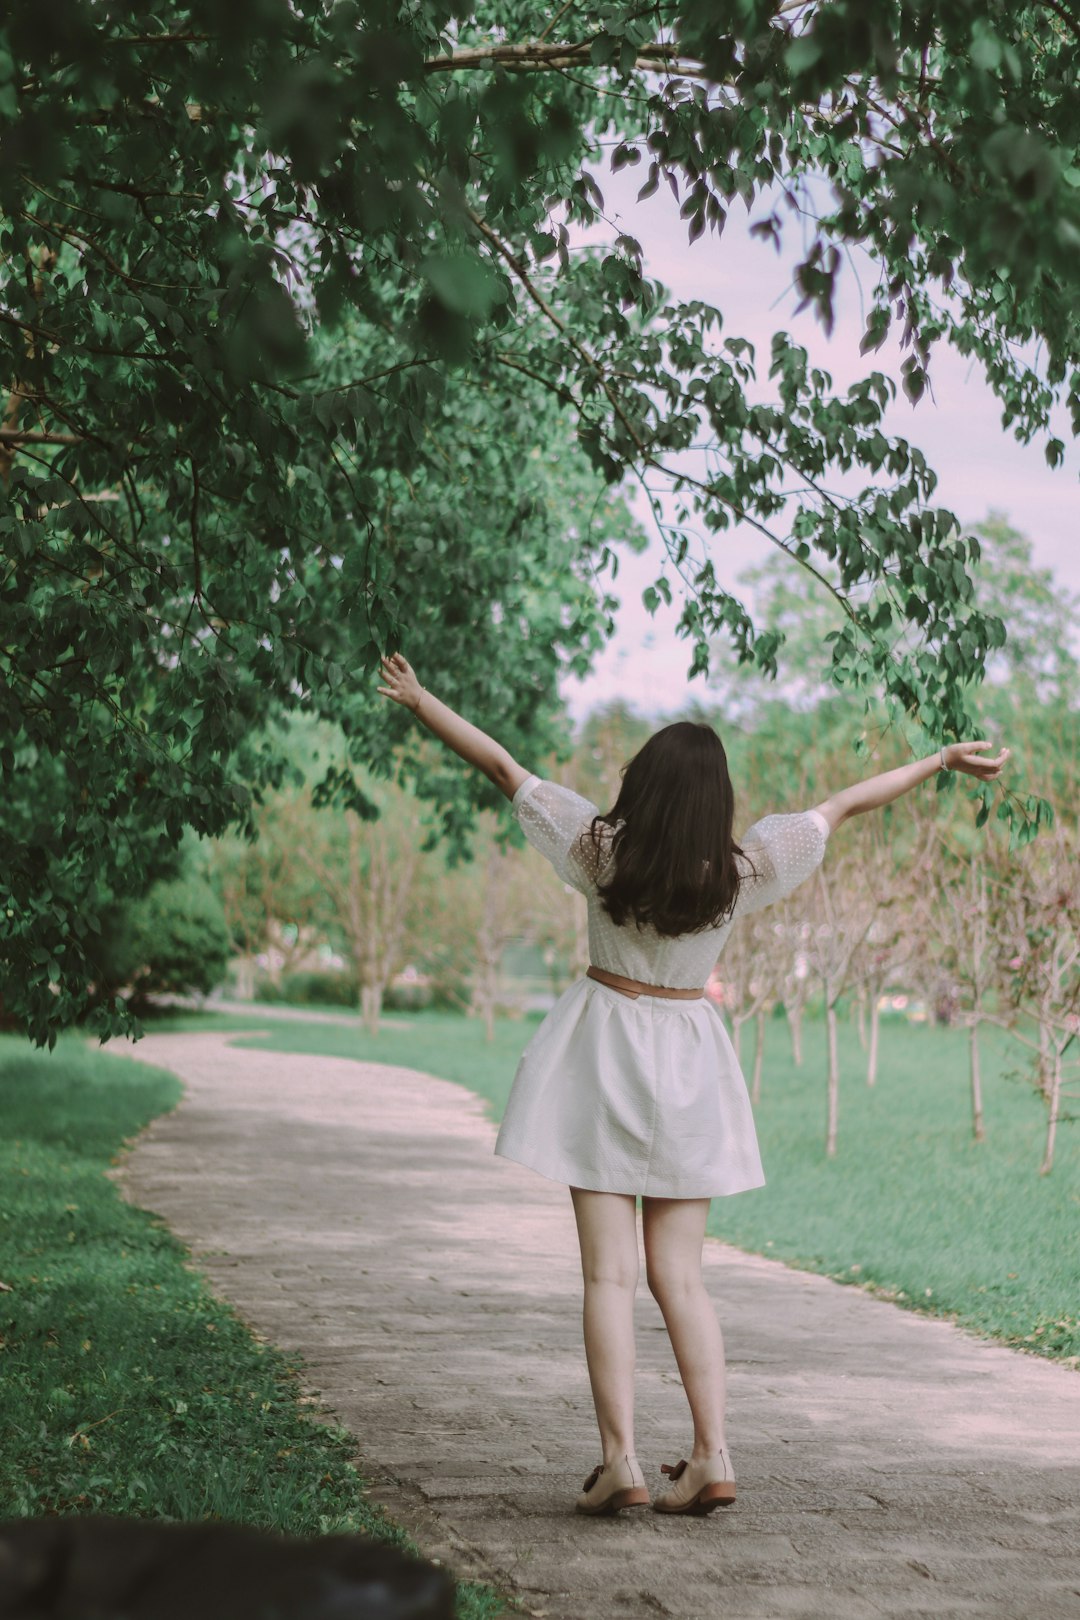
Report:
556,161,1080,723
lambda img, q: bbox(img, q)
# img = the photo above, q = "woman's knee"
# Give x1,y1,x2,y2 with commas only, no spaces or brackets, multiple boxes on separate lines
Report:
571,1187,639,1292
645,1261,703,1306
582,1254,639,1292
641,1197,710,1297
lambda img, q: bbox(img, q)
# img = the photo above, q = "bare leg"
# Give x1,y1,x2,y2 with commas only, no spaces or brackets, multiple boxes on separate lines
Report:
642,1196,729,1464
569,1186,640,1466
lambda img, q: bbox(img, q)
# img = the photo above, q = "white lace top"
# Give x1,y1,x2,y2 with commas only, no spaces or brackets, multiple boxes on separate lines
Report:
512,774,830,991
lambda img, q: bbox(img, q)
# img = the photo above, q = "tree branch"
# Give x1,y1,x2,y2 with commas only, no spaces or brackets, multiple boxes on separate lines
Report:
423,40,709,78
468,206,858,621
1038,0,1080,47
0,428,84,445
17,210,188,293
115,32,212,45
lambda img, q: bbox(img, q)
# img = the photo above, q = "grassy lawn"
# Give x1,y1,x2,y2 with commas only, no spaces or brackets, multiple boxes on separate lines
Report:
0,1032,509,1620
139,1000,1080,1364
715,1011,1080,1363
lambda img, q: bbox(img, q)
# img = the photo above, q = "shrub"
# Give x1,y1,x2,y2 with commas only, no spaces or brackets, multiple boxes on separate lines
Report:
91,877,230,1008
278,970,358,1008
253,978,288,1004
383,981,433,1012
422,965,471,1013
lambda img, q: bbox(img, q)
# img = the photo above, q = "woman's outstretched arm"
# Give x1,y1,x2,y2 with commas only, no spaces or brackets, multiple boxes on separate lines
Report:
376,652,532,800
812,740,1011,834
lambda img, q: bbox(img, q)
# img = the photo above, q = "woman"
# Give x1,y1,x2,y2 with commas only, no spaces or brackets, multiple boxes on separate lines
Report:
377,652,1009,1517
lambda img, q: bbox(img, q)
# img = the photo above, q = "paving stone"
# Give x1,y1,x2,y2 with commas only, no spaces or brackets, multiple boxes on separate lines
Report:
108,1030,1080,1620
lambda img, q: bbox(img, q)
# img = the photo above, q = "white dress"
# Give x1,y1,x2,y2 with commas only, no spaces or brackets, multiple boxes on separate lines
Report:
493,775,831,1199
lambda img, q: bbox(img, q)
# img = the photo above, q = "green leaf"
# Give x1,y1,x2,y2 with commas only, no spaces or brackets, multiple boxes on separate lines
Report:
421,254,506,318
785,37,822,76
637,162,660,202
970,34,1002,73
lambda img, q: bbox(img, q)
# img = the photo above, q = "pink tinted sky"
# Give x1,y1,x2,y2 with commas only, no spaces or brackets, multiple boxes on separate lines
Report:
558,162,1080,722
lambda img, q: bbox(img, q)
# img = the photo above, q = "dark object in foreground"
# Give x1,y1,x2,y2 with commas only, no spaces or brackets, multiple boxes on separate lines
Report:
0,1514,455,1620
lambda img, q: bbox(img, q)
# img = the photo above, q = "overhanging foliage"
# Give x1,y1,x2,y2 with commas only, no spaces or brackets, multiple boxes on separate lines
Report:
1,0,1070,1043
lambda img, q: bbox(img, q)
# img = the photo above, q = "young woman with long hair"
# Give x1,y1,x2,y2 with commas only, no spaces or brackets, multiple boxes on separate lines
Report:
377,652,1009,1517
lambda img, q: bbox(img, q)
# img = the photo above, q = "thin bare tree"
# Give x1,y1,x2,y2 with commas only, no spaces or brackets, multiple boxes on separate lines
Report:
714,906,781,1102
806,857,879,1157
772,903,814,1068
207,789,333,991
297,782,426,1035
913,837,1007,1142
989,822,1080,1174
853,820,930,1088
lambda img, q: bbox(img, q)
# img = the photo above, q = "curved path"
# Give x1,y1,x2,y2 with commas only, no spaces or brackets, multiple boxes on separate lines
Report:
106,1030,1080,1620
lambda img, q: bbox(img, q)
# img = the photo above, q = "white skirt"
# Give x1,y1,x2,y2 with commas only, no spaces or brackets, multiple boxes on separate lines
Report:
494,975,766,1199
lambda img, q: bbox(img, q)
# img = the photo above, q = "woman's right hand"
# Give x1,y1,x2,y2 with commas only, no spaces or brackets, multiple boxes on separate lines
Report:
944,740,1011,779
377,651,423,712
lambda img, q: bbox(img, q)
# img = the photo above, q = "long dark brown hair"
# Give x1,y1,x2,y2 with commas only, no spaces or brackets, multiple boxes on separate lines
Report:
585,721,757,937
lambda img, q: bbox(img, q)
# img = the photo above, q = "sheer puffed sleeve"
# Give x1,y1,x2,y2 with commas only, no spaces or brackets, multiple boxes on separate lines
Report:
733,808,830,918
511,775,604,894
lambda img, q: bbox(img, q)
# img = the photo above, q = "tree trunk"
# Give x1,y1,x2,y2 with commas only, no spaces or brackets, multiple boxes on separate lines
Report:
730,1015,744,1064
361,982,383,1037
969,1020,986,1143
1038,1013,1052,1099
233,955,256,1000
750,1006,766,1105
1038,1048,1062,1176
472,951,499,1043
825,996,840,1158
787,1002,803,1067
854,981,867,1050
1,246,56,489
866,990,880,1087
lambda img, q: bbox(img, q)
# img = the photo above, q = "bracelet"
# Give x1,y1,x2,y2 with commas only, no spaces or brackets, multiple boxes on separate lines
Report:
939,745,951,771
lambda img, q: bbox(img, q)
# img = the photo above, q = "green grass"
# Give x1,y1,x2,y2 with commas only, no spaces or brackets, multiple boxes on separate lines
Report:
137,1000,1080,1365
714,1011,1080,1363
0,1032,510,1620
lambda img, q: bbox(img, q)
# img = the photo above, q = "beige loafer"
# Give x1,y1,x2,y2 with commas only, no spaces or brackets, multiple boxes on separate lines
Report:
654,1450,736,1514
575,1453,650,1515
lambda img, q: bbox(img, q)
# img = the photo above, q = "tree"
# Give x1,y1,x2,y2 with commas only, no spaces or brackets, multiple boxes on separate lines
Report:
993,822,1080,1175
4,1,1067,1046
807,855,879,1157
571,703,656,807
414,809,541,1038
773,902,815,1068
293,774,431,1037
851,825,923,1088
92,874,230,1012
964,514,1080,710
711,906,781,1102
915,831,1007,1141
206,789,330,990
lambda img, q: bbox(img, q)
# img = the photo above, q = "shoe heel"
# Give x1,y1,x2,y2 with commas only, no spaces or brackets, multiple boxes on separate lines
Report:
611,1487,650,1511
697,1482,736,1511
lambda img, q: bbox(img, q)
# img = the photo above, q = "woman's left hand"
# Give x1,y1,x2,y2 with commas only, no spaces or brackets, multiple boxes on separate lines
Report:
377,652,423,712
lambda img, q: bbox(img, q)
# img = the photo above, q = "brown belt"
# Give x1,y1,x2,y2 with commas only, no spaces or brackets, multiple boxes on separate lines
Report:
586,965,705,1001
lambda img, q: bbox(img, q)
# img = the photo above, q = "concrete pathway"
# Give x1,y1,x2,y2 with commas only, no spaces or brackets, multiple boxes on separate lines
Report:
105,1030,1080,1620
